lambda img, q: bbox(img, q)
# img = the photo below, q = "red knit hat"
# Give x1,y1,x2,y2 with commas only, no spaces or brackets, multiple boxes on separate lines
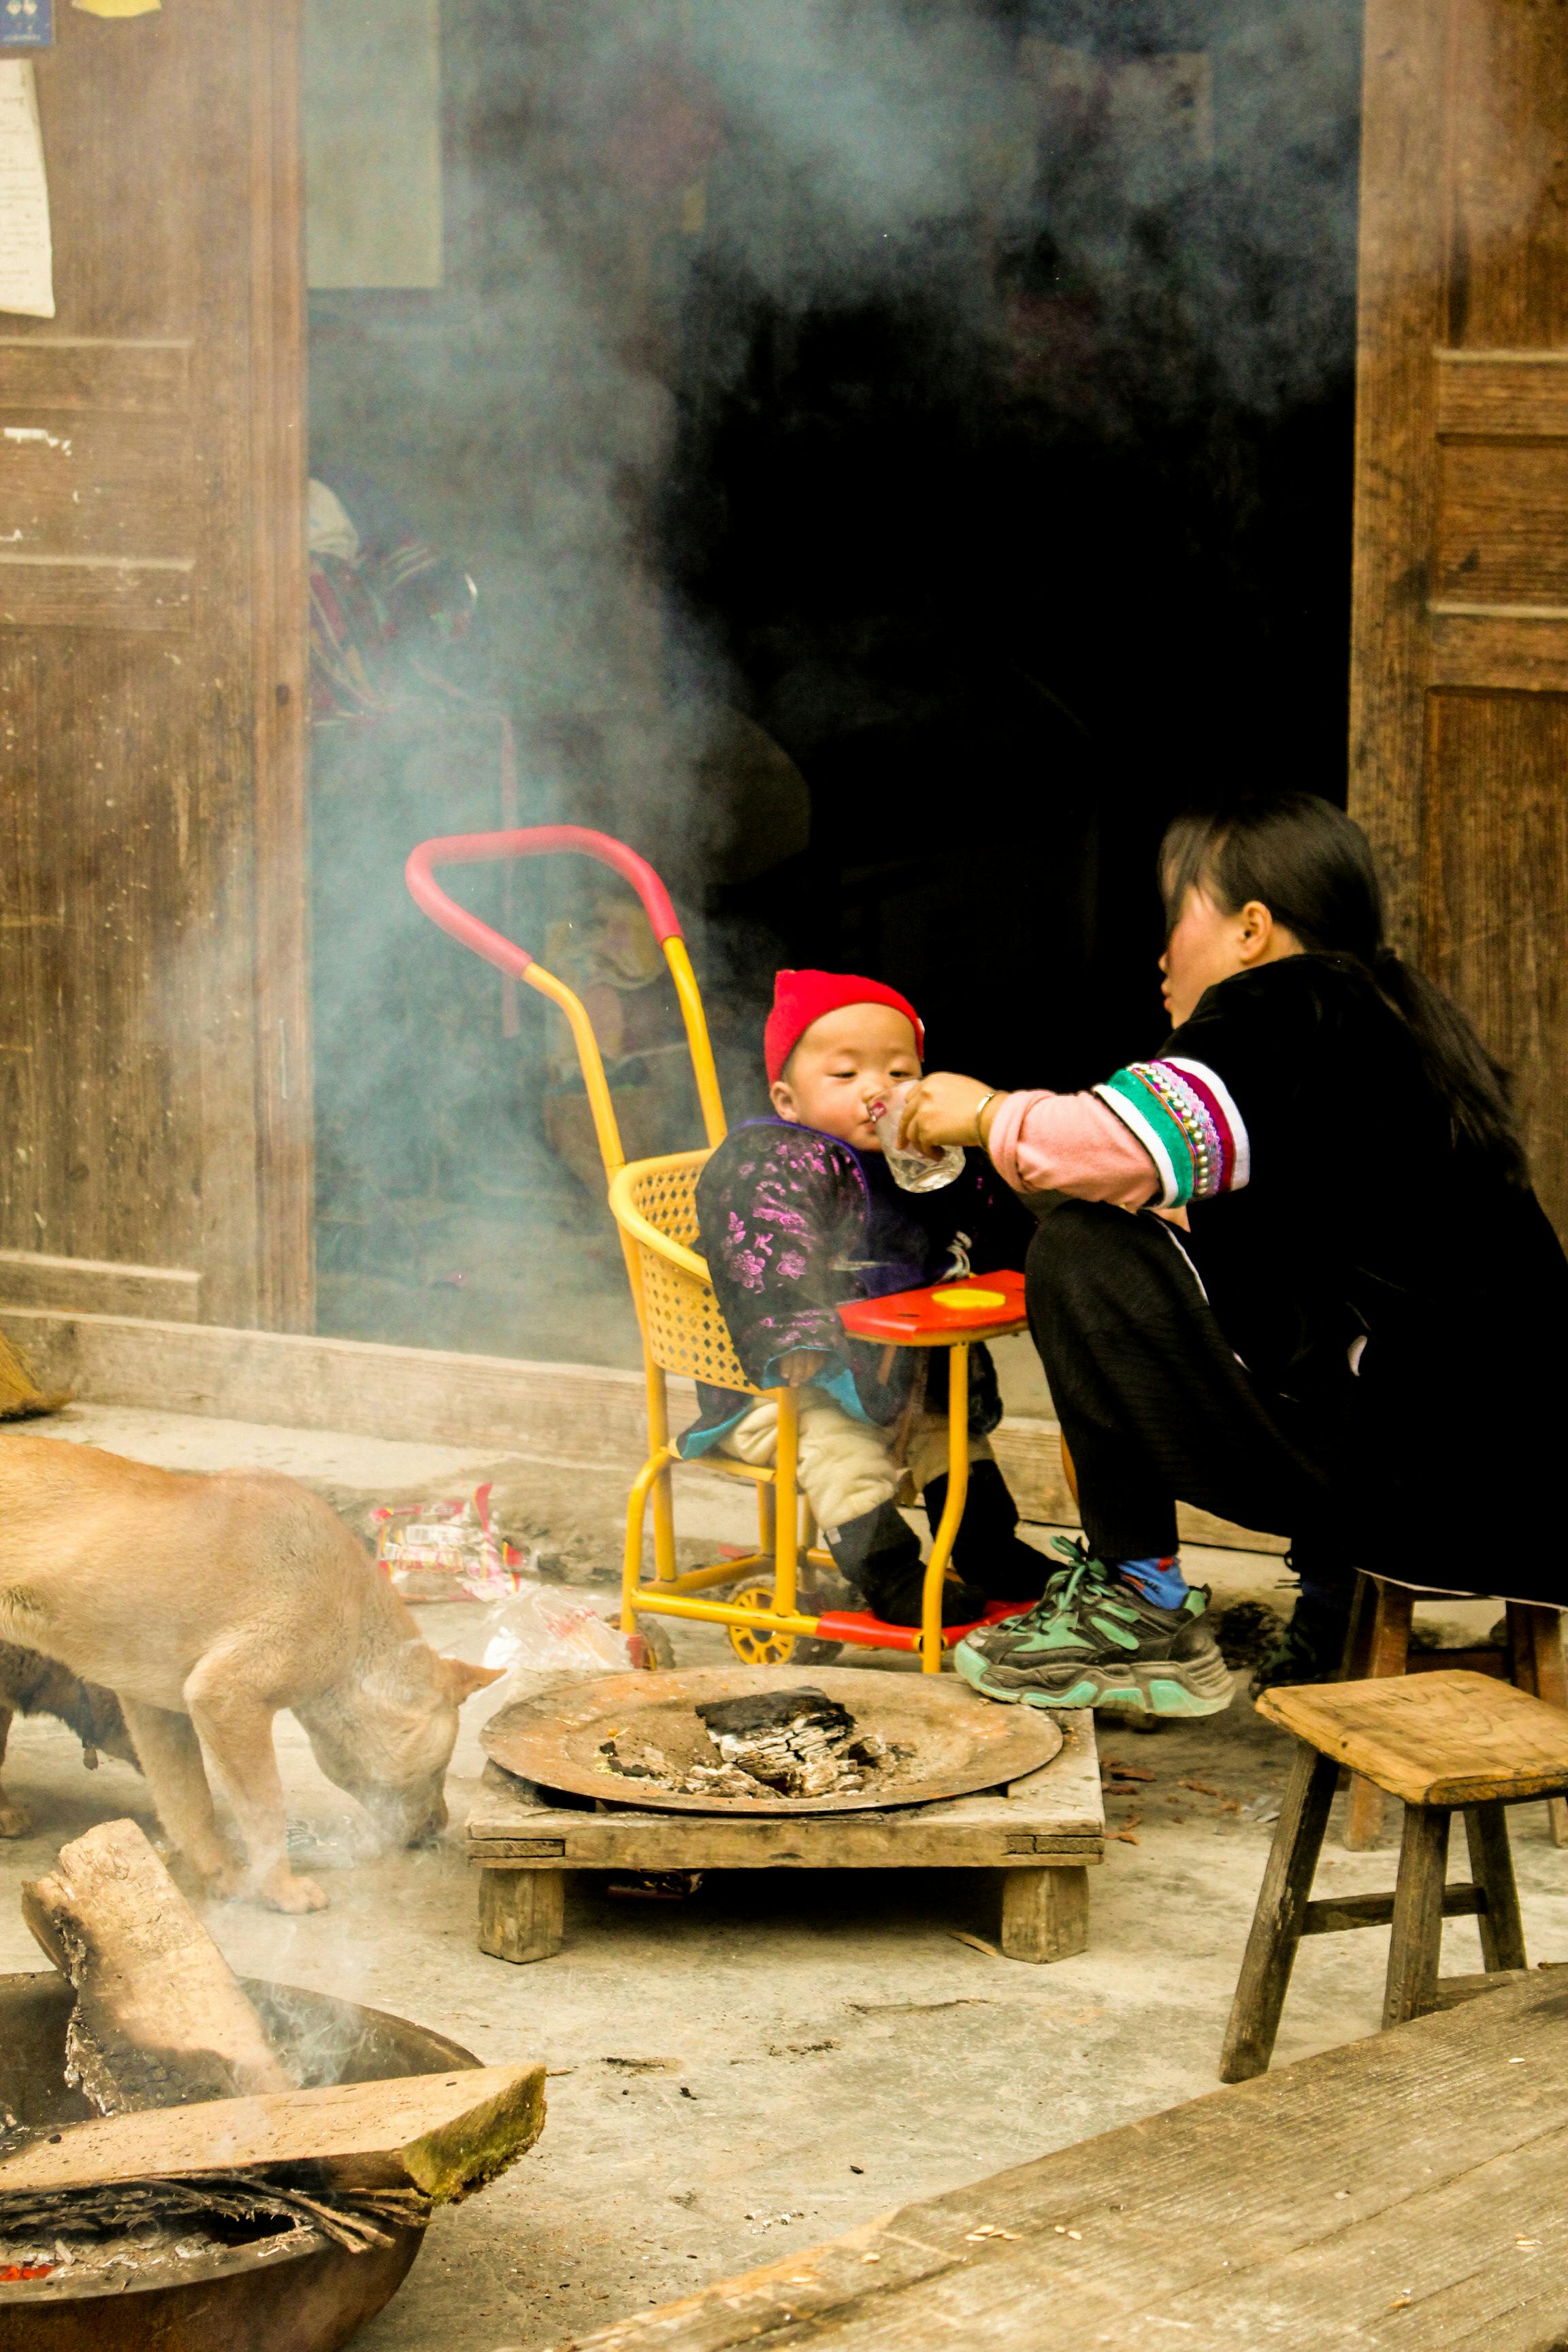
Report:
764,969,925,1085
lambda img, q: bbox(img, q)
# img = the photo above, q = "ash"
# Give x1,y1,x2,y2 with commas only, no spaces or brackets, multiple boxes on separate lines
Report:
0,2216,306,2287
597,1688,907,1801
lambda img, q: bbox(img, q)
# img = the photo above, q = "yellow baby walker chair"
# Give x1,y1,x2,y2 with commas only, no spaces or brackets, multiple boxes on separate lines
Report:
406,824,1031,1675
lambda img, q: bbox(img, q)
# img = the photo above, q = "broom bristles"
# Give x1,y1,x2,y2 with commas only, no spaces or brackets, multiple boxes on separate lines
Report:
0,1328,67,1419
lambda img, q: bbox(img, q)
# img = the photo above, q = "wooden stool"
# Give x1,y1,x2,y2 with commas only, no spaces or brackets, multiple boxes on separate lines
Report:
1341,1575,1568,1849
1220,1669,1568,2082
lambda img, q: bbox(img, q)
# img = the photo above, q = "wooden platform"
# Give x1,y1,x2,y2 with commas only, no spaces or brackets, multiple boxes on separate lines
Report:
465,1711,1102,1965
558,1970,1568,2352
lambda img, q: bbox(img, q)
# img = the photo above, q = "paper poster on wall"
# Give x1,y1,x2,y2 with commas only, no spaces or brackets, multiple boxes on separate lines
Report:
0,1,54,49
0,60,53,318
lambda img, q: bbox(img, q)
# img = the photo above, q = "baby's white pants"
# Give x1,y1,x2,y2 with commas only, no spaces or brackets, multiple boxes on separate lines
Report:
717,1392,994,1539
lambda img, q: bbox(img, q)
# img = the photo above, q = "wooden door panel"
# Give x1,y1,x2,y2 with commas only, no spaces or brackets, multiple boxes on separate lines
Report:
1351,0,1568,1235
1435,441,1568,604
0,417,195,561
1436,357,1568,437
1424,690,1568,1230
0,340,189,414
0,2,309,1330
1446,0,1568,350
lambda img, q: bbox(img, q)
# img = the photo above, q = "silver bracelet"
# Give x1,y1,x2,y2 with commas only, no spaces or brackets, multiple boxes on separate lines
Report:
972,1088,1000,1145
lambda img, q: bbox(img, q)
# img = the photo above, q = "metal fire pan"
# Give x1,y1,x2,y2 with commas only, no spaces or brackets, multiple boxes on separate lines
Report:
480,1665,1062,1814
0,1974,479,2352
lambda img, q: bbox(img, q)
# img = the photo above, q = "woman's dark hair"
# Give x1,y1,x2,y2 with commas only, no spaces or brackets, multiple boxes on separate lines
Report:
1160,791,1526,1181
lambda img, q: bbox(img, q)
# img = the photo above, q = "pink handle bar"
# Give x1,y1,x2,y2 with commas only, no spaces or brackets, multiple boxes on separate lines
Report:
404,825,684,977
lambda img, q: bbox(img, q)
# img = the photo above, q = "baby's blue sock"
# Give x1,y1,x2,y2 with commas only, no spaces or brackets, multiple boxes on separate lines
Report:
1115,1554,1191,1609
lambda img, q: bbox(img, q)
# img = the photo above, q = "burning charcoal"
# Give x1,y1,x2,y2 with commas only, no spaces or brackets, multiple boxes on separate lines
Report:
693,1687,883,1799
694,1688,855,1743
844,1731,889,1765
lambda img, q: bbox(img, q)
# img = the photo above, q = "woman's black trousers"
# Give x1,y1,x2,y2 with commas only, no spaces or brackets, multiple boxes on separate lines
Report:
1024,1200,1346,1581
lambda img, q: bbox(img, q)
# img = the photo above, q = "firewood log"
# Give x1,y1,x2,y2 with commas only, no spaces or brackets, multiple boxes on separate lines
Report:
20,1817,295,2111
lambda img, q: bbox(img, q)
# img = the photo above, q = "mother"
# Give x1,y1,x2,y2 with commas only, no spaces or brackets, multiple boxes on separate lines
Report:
902,791,1568,1718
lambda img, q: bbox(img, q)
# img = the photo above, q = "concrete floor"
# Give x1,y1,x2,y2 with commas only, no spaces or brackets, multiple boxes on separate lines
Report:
1,1403,1558,2351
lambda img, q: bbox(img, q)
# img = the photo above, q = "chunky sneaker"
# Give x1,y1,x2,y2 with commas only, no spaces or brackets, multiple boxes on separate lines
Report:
953,1538,1234,1717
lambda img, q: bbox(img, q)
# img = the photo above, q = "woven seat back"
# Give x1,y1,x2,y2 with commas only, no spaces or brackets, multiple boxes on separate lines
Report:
618,1152,755,1391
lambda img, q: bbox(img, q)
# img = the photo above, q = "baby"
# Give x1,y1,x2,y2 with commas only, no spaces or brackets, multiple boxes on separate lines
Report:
680,969,1045,1626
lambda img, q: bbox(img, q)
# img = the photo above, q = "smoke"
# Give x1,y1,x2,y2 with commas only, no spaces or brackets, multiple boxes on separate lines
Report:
302,0,1362,1358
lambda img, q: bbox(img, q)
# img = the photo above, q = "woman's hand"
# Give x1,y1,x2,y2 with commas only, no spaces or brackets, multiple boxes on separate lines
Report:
899,1073,1004,1154
777,1348,832,1387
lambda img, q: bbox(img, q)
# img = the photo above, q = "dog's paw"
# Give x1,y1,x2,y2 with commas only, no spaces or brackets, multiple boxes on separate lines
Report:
263,1870,329,1914
0,1801,32,1840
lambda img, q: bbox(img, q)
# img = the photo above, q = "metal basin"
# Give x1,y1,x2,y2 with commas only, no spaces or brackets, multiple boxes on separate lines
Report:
481,1663,1063,1813
0,1972,479,2352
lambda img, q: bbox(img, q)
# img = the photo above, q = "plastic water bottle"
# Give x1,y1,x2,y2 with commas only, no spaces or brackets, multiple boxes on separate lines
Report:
872,1082,966,1194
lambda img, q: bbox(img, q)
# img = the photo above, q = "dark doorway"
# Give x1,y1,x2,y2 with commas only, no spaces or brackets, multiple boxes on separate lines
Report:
303,0,1362,1364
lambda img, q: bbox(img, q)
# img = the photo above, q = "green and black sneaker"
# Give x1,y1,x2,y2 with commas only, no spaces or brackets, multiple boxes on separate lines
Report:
953,1539,1234,1718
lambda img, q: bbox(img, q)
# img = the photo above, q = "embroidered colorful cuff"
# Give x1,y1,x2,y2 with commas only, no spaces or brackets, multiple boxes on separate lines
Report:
1092,1058,1250,1208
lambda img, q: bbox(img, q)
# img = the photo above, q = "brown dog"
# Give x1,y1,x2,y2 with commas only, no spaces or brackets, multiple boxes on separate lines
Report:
0,1435,501,1910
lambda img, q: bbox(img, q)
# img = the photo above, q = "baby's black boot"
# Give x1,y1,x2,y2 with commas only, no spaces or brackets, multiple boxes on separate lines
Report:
828,1499,987,1627
924,1460,1046,1602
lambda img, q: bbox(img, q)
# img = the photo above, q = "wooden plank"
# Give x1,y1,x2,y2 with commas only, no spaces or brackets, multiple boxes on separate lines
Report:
0,338,191,414
1429,608,1568,695
0,1248,199,1321
1300,1882,1484,1936
468,1810,1102,1872
1346,0,1450,952
564,1971,1568,2352
0,1305,668,1460
0,555,193,633
0,2064,545,2203
1437,350,1568,436
1258,1670,1568,1807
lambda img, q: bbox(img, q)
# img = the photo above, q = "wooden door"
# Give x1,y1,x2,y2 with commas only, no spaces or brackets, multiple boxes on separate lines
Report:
0,0,310,1331
1351,0,1568,1237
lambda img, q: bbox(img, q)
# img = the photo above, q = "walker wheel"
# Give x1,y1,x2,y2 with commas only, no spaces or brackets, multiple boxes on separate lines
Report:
728,1585,798,1665
726,1585,843,1667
